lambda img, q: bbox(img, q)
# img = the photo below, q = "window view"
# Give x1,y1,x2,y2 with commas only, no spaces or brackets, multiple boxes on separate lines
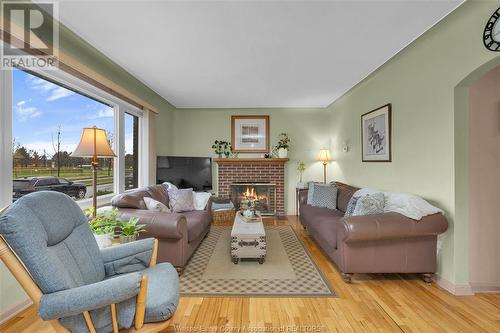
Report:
125,112,139,190
12,68,115,202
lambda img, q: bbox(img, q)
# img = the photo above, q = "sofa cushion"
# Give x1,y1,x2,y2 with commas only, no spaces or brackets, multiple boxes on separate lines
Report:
168,188,195,213
335,182,359,212
307,183,337,210
146,185,169,207
300,204,344,249
182,210,211,242
112,188,150,209
352,192,385,216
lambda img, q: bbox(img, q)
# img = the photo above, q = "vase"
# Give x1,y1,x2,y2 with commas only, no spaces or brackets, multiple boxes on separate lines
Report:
120,234,137,244
218,153,222,158
278,148,288,158
94,233,113,248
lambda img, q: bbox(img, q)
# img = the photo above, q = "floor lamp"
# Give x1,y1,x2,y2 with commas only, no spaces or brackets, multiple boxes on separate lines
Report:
72,126,116,218
318,148,331,184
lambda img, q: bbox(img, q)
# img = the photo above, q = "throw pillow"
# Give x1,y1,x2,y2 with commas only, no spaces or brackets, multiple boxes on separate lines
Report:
193,192,211,210
307,183,337,210
352,192,385,216
144,197,170,212
168,188,195,213
162,182,178,190
306,181,322,205
344,195,360,217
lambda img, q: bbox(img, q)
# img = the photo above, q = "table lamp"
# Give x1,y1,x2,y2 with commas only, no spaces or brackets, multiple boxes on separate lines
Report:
318,148,331,184
72,126,116,218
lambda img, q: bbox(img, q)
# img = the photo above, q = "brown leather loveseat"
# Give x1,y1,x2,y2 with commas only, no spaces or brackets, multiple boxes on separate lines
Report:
299,182,448,283
111,185,211,273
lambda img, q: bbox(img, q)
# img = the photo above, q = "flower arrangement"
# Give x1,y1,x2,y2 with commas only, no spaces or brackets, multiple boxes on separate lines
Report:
211,140,232,158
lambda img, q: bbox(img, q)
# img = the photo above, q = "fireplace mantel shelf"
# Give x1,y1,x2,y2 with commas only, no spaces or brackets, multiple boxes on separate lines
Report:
213,158,289,164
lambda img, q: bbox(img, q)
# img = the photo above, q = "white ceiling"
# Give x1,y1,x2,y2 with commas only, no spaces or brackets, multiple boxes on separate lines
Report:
58,0,462,108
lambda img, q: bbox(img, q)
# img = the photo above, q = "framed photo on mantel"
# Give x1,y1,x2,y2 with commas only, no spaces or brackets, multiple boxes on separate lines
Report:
361,104,392,162
231,115,270,153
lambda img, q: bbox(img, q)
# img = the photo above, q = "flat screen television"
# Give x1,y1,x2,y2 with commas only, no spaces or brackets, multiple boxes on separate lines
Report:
156,156,212,192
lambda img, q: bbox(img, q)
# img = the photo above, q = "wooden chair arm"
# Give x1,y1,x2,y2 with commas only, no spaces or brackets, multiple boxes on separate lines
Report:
149,239,158,267
135,275,148,330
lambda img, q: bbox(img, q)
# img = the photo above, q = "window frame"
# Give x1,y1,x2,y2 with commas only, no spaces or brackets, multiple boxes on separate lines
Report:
0,66,150,210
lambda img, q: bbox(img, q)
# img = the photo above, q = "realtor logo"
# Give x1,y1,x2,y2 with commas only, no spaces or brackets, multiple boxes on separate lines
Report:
1,1,59,69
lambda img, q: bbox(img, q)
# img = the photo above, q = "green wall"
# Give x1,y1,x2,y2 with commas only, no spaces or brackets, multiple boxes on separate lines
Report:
328,0,500,284
158,108,332,213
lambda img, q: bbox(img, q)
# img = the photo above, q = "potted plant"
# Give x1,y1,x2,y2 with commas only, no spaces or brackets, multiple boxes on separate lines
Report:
297,161,307,188
117,217,147,243
85,207,118,248
275,133,290,158
211,140,232,158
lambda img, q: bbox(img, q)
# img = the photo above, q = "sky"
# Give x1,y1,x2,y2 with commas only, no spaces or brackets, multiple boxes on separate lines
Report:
12,69,135,157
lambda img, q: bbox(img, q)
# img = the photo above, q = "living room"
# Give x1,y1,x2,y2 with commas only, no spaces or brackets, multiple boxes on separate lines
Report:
1,1,499,332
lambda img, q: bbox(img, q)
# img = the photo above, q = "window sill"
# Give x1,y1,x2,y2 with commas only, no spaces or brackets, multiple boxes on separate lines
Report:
77,193,116,210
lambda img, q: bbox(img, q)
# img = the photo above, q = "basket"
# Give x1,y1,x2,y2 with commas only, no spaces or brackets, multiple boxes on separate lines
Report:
212,208,236,224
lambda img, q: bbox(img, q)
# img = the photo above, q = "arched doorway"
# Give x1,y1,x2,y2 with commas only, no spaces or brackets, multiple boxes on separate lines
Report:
455,56,500,293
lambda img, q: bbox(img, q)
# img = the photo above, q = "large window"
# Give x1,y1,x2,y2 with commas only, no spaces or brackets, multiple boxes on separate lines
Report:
1,67,147,207
12,68,115,202
124,112,139,190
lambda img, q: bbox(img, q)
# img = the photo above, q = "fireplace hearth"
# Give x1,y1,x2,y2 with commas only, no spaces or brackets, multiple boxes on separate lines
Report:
230,183,276,216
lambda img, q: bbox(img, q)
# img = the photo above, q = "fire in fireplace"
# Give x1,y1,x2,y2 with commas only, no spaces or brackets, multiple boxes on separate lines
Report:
230,183,276,216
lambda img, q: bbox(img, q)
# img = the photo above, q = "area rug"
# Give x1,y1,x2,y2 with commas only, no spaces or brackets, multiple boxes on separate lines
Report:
179,225,335,296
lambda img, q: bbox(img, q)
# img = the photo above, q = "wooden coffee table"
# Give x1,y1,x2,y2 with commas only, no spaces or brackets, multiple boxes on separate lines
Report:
230,212,266,264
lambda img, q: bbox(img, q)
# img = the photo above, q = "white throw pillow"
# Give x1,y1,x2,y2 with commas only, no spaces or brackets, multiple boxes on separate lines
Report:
144,197,170,212
193,192,211,210
162,182,178,190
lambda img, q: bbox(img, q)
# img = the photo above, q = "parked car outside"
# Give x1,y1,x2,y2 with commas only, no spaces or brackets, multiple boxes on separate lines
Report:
13,176,87,201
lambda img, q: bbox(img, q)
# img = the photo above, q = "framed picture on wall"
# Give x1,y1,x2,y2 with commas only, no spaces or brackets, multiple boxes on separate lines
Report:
231,115,270,153
361,104,392,162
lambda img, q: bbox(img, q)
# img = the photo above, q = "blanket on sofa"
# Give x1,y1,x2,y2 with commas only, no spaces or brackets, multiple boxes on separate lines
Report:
353,188,443,220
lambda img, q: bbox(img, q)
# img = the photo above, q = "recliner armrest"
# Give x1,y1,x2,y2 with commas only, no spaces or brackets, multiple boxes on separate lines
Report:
337,212,448,243
100,238,155,276
39,272,142,320
117,209,187,240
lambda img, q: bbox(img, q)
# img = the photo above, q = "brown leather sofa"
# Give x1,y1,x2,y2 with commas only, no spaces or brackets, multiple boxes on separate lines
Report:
111,185,211,273
299,182,448,283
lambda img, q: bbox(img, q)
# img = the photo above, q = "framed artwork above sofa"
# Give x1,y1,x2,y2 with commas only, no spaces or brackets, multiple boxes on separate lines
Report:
361,104,392,162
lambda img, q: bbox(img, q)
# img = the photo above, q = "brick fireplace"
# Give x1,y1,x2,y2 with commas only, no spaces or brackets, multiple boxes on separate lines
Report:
214,158,288,217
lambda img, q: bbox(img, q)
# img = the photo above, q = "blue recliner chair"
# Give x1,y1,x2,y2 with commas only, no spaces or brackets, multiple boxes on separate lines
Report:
0,191,179,333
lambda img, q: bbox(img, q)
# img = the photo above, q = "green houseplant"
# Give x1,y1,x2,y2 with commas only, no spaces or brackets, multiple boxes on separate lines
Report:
85,207,119,248
275,133,290,158
211,140,232,158
117,217,147,244
296,161,307,189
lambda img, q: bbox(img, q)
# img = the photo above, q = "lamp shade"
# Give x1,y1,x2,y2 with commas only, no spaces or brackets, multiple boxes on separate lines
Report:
318,148,331,163
71,127,116,158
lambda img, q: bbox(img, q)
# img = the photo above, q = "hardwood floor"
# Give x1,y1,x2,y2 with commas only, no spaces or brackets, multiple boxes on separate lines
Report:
1,216,499,333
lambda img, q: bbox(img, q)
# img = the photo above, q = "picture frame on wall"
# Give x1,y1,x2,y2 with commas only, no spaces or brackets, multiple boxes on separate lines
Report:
361,104,392,162
231,115,270,153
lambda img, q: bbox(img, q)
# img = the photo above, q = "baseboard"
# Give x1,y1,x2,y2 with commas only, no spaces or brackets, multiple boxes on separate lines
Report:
434,275,474,296
0,298,32,325
470,282,500,293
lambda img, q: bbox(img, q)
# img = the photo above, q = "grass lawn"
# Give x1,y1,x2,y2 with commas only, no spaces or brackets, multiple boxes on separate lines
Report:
12,167,127,186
